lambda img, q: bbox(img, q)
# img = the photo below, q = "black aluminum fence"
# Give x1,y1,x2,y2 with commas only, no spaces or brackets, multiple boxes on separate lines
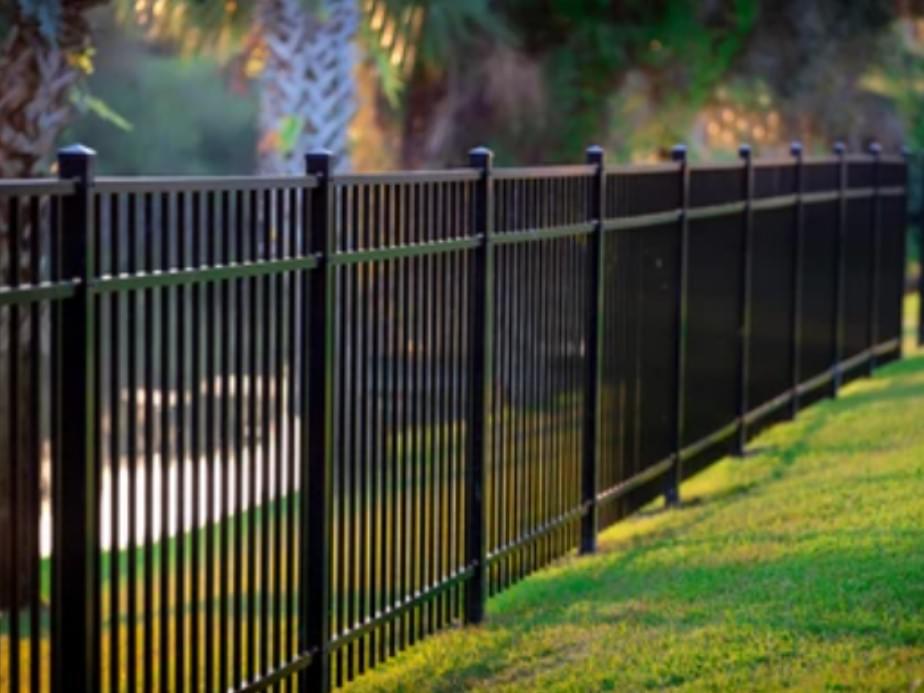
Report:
0,141,908,692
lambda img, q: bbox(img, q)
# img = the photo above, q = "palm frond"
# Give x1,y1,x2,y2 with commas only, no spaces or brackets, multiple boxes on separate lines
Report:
384,0,509,69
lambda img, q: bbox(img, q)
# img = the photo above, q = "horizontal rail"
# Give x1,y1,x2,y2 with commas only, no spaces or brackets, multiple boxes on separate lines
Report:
598,182,908,232
95,174,318,193
237,649,319,693
843,153,906,164
604,210,682,231
88,254,320,294
328,566,477,650
838,340,900,373
802,191,840,205
335,168,481,185
606,162,680,175
752,158,798,168
596,336,903,498
487,503,590,563
494,164,596,180
691,161,744,172
874,338,901,355
797,369,834,397
600,186,906,234
0,179,75,196
0,281,79,306
493,221,595,245
845,187,877,200
752,194,798,212
596,457,675,506
687,200,747,221
839,349,871,376
679,421,739,463
744,390,795,426
330,236,481,265
804,156,839,166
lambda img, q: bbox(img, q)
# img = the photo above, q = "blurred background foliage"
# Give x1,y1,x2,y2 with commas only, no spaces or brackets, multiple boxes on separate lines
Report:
4,0,924,174
59,12,259,175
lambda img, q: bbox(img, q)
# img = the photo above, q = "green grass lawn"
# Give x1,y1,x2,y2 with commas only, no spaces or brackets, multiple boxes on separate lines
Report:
345,299,924,692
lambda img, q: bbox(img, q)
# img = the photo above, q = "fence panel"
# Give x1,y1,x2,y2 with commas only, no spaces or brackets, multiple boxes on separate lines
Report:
798,162,840,407
748,200,797,433
487,169,592,593
879,160,908,361
0,181,72,693
88,175,315,692
598,167,680,527
325,173,475,687
748,159,800,432
681,165,746,472
0,144,910,693
843,160,876,383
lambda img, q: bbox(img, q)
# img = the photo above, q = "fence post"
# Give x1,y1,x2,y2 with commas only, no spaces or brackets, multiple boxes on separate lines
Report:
581,146,604,551
832,141,847,395
868,141,882,374
53,144,99,693
303,149,335,692
918,150,924,348
789,141,805,419
735,144,754,456
665,144,688,506
465,146,494,624
901,146,912,359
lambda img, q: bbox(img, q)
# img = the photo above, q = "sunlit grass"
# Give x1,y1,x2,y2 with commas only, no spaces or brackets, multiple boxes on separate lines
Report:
345,299,924,692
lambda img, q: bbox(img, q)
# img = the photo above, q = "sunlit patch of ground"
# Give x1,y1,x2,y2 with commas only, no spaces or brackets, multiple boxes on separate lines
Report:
345,299,924,692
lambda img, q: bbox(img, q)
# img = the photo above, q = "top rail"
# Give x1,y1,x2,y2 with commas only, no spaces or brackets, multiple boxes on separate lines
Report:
0,178,76,196
494,164,597,180
691,161,744,172
843,153,905,164
752,158,798,168
606,162,681,175
803,155,840,166
335,169,480,185
94,174,319,194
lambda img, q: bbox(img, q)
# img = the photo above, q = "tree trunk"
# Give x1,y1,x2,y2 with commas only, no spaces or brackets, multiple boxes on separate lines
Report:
0,0,102,177
257,0,360,174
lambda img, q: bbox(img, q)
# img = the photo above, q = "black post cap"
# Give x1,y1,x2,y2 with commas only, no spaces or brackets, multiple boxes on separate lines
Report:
305,148,334,176
585,145,604,165
57,144,96,180
468,146,494,170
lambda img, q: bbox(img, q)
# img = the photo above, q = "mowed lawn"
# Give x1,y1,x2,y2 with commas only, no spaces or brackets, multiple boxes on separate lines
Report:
346,298,924,692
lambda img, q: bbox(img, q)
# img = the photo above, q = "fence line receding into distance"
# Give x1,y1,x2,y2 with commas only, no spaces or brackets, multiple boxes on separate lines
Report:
0,141,909,692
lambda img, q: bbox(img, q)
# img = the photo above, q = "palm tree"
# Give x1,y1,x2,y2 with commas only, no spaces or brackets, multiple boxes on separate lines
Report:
0,0,105,177
125,0,499,172
254,0,362,172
